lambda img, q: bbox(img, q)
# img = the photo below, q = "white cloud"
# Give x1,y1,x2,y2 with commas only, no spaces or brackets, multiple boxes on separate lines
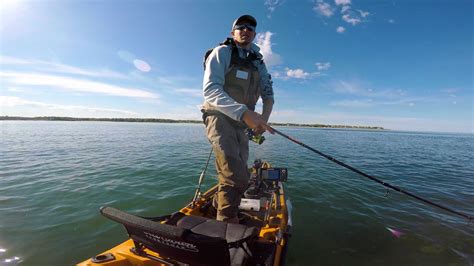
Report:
0,56,31,64
316,62,331,71
314,0,335,17
270,109,300,118
265,0,283,14
272,67,325,80
151,105,203,121
285,68,311,79
342,14,362,25
383,98,433,105
330,99,373,107
335,0,351,6
330,97,431,108
336,26,346,33
442,88,459,94
333,80,365,94
0,96,35,108
358,9,370,18
255,31,282,67
341,5,351,13
313,0,369,27
46,63,127,79
156,77,175,85
341,7,369,25
6,87,41,94
0,96,139,117
330,80,420,100
326,80,442,109
173,88,202,98
1,72,159,99
0,55,128,79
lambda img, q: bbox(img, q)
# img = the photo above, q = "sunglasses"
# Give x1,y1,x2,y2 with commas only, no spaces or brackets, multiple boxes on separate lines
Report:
233,24,256,32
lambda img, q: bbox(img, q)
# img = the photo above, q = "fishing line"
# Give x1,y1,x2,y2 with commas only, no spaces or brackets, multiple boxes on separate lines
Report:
267,125,473,222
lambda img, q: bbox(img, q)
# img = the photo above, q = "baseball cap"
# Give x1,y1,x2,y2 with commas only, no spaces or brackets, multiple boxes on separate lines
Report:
232,15,257,29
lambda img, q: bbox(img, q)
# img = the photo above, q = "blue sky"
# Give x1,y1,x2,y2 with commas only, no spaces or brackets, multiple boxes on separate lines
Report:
0,0,472,133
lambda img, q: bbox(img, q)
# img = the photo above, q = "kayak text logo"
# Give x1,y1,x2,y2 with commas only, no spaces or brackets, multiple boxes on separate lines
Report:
144,231,199,252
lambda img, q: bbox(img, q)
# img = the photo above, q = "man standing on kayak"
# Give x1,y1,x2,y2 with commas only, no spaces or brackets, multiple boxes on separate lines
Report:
201,15,274,223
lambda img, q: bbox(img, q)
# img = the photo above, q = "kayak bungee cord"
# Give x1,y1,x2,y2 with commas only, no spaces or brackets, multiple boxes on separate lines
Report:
191,148,213,207
267,125,473,222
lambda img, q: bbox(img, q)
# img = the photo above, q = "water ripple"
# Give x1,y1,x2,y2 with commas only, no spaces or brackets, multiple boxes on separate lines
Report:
0,122,472,265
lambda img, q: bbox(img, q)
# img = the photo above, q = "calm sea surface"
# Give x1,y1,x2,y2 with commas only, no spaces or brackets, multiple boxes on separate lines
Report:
0,121,473,266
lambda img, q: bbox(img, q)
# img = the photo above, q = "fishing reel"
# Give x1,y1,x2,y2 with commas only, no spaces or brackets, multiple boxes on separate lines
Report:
246,128,265,145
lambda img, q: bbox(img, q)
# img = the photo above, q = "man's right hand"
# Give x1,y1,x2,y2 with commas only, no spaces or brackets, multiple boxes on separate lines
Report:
242,110,274,134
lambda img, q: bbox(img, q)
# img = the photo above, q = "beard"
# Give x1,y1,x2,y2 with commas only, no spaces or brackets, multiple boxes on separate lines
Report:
235,36,253,47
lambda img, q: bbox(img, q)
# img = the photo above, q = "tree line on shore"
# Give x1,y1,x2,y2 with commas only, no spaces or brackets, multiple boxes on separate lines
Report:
0,116,384,130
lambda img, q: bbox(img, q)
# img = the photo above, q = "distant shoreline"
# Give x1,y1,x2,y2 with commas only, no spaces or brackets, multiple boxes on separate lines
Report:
0,116,385,130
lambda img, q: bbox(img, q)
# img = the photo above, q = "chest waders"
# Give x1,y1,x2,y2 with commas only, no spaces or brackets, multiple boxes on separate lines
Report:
203,39,263,127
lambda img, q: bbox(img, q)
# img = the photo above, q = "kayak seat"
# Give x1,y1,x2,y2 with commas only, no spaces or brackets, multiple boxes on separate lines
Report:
100,206,257,266
176,215,258,265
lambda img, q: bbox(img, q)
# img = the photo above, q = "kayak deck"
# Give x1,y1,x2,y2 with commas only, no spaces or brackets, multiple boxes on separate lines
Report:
78,160,291,266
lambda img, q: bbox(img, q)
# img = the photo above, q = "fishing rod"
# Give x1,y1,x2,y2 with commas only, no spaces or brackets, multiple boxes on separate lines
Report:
266,125,473,222
191,148,213,207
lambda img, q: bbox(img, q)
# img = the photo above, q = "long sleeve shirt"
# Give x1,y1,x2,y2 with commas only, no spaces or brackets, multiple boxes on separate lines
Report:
202,42,274,121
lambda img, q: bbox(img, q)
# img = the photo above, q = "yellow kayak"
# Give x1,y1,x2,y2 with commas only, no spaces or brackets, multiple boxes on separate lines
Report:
78,160,292,266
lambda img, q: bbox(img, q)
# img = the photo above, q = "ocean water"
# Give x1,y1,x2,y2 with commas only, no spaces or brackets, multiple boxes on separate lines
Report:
0,121,473,266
